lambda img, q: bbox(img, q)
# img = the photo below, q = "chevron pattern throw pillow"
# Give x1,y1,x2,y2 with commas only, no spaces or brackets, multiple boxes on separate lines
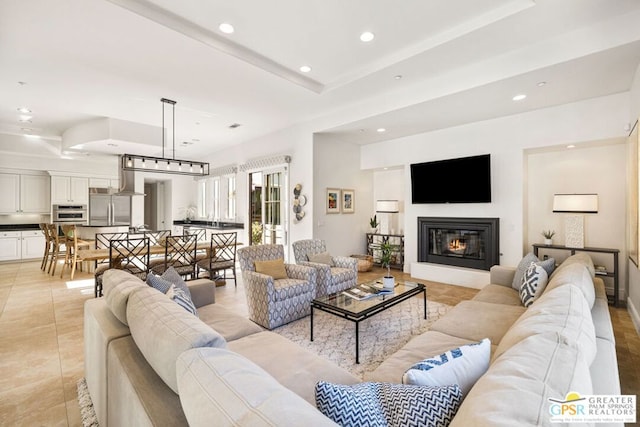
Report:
315,381,462,427
519,261,549,307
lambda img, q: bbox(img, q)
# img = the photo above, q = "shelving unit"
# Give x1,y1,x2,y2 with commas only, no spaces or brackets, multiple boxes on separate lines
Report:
532,244,619,307
366,233,405,270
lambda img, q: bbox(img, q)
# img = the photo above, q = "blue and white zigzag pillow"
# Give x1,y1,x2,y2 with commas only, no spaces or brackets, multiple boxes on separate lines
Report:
402,338,490,396
315,381,462,427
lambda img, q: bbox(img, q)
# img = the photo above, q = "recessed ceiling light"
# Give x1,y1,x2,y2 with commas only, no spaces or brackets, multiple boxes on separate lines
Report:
219,23,234,34
299,65,312,73
377,128,386,133
360,32,375,42
394,75,403,80
512,94,527,101
567,144,576,149
17,107,32,114
19,115,32,121
17,81,27,86
537,81,547,87
229,123,241,129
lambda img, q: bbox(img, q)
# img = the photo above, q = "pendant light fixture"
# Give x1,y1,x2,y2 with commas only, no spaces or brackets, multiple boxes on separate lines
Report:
121,98,210,176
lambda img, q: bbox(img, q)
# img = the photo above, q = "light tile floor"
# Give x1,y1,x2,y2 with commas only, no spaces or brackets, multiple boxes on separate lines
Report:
1,260,638,426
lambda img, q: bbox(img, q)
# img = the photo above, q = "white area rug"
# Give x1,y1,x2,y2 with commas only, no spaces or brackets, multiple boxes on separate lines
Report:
77,378,99,427
273,298,451,379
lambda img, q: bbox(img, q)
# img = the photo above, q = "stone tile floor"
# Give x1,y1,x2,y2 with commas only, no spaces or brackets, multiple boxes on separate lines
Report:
0,260,638,426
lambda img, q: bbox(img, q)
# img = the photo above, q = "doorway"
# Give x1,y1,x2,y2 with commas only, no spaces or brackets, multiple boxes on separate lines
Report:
248,166,288,250
144,180,169,231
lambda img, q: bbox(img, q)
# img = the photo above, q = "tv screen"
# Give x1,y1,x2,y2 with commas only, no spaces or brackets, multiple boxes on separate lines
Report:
411,154,491,204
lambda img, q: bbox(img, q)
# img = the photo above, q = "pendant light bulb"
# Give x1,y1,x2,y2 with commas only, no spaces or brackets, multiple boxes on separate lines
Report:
166,160,171,170
190,163,193,173
141,158,146,168
127,157,133,168
155,160,158,169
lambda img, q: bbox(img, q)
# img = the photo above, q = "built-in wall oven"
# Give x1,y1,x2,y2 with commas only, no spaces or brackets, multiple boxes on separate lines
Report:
52,204,88,224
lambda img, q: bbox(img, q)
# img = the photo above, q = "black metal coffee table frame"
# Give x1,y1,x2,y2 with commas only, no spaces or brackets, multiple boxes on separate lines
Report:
310,281,426,364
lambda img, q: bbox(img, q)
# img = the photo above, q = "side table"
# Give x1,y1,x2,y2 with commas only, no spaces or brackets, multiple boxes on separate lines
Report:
532,244,619,307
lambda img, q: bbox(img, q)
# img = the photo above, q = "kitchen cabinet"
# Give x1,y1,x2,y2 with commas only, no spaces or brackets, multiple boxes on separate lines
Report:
0,230,46,261
0,231,21,261
0,173,50,214
89,177,119,191
51,176,89,204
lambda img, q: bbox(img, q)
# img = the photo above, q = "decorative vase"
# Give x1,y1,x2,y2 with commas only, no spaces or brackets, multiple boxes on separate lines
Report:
544,238,552,245
370,227,378,234
383,276,395,289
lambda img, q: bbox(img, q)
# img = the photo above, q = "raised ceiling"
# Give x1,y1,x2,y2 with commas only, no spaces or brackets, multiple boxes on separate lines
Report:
0,0,639,160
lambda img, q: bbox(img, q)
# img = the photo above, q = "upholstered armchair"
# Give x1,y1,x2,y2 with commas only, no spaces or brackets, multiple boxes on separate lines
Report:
292,239,358,298
237,244,317,330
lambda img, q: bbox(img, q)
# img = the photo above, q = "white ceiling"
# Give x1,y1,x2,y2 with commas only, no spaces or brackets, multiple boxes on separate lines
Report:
0,0,639,160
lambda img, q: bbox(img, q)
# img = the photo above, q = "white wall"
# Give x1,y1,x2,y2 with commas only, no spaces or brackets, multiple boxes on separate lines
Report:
526,142,627,301
627,63,640,328
361,93,630,281
313,134,373,256
373,169,405,235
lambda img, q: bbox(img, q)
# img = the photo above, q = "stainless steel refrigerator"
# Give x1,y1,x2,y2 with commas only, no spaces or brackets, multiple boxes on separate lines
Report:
89,190,131,226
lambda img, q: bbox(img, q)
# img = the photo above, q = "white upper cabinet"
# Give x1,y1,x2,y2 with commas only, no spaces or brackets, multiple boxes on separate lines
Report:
51,176,89,204
20,175,50,213
0,173,50,214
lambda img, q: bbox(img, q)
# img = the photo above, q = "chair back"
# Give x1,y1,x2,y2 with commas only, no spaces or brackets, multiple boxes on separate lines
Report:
209,232,237,266
60,224,78,248
109,237,150,279
185,227,206,242
95,232,129,249
237,244,284,272
144,230,171,246
47,224,65,246
292,239,327,263
164,234,198,275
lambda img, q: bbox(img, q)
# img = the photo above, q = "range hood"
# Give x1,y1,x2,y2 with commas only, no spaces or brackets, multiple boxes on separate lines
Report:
113,156,145,196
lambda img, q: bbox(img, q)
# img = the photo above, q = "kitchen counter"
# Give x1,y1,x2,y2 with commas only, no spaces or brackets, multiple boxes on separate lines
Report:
173,220,244,230
0,223,41,231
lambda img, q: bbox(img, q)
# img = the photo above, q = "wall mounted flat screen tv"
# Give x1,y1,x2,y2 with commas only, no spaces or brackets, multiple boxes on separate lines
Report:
411,154,491,204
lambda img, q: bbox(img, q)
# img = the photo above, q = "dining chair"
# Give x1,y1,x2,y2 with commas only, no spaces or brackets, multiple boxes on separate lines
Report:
109,237,150,281
39,223,52,271
196,232,238,287
47,224,67,276
59,224,90,280
143,230,172,246
94,231,129,297
151,234,198,279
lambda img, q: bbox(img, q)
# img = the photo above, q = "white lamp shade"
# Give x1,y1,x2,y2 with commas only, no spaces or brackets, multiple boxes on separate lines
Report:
376,200,399,213
552,194,598,213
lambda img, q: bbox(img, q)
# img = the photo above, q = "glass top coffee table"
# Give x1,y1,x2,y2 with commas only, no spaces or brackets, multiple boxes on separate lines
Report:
310,279,426,364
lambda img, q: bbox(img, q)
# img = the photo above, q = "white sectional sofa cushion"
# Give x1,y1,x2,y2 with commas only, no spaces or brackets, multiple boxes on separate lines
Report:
493,284,597,364
450,332,594,427
177,348,338,427
104,269,146,325
126,285,227,393
546,262,596,308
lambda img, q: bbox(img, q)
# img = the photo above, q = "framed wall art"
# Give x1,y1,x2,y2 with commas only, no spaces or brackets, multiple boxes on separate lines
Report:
326,188,340,214
342,189,355,213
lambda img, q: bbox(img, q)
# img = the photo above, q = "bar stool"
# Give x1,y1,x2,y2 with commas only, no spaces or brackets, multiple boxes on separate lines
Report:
47,224,67,276
60,224,90,280
39,223,52,271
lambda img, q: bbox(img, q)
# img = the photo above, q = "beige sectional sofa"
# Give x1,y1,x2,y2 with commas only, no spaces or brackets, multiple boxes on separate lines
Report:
85,252,620,426
84,269,358,427
368,252,621,426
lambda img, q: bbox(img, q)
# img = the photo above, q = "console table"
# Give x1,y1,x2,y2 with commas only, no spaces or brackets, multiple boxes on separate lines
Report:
367,233,404,270
532,244,619,307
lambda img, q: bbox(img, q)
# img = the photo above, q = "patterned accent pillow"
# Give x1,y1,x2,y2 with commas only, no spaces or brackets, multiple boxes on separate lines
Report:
161,266,191,297
308,251,333,266
166,284,198,316
316,381,462,427
146,273,173,293
254,258,288,279
511,253,555,290
520,261,549,307
402,338,491,397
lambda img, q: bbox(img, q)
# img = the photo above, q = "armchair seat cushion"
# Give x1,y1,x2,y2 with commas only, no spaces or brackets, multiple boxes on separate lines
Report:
274,278,316,301
330,267,357,283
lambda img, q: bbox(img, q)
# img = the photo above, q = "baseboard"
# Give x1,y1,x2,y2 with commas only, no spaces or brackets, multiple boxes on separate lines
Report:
627,297,640,336
410,262,488,289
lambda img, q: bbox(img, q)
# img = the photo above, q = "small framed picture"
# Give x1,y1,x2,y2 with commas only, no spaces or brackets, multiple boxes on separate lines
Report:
342,189,355,214
326,188,340,214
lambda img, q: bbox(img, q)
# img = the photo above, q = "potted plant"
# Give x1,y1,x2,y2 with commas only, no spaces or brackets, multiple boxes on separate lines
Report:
379,241,396,289
181,206,197,223
542,229,555,246
369,215,379,234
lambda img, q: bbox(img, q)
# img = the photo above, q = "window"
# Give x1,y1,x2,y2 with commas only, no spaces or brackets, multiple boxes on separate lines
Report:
226,175,236,220
212,177,220,220
197,180,207,218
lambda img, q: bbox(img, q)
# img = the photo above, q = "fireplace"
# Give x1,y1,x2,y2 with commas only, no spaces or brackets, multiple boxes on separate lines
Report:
418,217,499,270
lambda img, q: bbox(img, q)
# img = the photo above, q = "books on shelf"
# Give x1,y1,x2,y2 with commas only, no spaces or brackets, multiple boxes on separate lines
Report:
342,282,393,300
